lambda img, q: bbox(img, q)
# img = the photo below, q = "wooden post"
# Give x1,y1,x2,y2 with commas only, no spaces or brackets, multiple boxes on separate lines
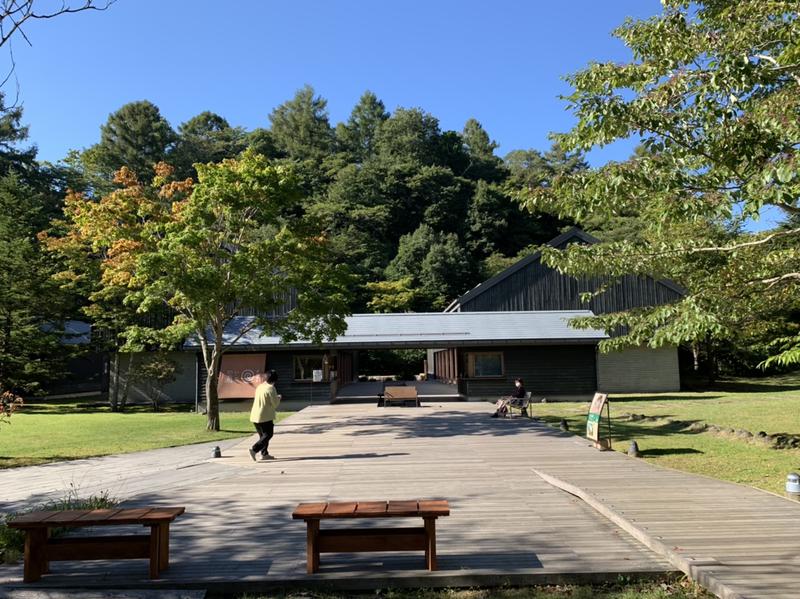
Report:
424,517,437,571
23,528,47,582
158,523,170,571
306,519,320,574
148,524,160,579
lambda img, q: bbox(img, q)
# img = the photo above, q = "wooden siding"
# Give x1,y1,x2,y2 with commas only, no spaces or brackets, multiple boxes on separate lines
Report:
461,262,682,314
197,350,332,405
455,345,596,398
597,347,680,393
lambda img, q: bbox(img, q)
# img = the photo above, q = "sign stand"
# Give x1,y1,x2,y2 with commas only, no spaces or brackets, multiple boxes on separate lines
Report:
586,392,612,451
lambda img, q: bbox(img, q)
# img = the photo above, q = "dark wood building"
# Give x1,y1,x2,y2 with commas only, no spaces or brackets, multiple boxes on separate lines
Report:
439,227,684,393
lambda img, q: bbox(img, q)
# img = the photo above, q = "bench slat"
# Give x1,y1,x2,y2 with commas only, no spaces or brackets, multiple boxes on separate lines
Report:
139,507,185,522
387,500,419,516
7,511,63,528
355,501,388,515
292,502,327,519
75,509,124,524
418,500,450,516
318,527,427,553
324,502,358,516
37,510,91,525
45,535,150,561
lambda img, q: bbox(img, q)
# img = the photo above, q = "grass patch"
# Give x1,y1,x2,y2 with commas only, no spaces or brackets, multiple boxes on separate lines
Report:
238,576,711,598
0,398,289,468
531,375,800,495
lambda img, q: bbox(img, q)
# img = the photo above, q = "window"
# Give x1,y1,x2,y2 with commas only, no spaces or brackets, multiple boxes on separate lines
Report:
467,352,504,378
294,355,324,381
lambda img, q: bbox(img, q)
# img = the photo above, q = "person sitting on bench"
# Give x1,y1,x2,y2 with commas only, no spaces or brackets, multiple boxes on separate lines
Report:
491,378,526,418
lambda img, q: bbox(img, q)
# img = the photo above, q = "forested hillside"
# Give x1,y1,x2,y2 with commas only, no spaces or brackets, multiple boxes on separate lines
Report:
66,87,583,312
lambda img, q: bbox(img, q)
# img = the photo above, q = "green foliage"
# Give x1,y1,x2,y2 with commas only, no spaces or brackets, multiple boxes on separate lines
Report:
93,100,176,181
366,277,418,313
386,224,474,310
171,111,249,179
336,90,389,161
269,85,334,161
517,1,800,366
49,150,352,430
358,348,426,381
0,390,22,428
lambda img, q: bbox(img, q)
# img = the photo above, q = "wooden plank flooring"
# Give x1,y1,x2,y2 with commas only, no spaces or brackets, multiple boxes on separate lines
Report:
1,403,682,593
530,439,800,598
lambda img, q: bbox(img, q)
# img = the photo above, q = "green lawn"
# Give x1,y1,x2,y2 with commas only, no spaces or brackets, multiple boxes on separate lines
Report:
531,374,800,495
0,399,287,468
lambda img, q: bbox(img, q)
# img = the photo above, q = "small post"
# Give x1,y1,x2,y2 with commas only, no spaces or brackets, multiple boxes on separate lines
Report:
628,440,640,457
212,446,221,458
786,472,800,501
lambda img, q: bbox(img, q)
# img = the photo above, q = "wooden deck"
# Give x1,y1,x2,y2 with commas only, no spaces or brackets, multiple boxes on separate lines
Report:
9,401,799,597
0,403,671,593
531,453,800,598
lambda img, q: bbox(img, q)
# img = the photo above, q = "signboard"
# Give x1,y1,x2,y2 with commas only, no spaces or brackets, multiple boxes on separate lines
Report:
312,369,324,383
586,392,609,446
218,354,266,399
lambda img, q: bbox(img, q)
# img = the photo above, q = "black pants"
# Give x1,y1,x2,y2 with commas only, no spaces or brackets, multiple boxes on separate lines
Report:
251,421,274,456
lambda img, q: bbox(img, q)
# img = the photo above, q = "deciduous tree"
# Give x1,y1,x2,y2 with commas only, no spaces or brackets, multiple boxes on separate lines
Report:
518,0,800,367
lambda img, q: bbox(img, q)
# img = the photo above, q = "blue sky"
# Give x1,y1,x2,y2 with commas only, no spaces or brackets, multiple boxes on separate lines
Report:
12,0,783,229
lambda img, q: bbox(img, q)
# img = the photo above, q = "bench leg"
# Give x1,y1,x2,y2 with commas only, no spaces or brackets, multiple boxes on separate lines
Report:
306,519,320,574
158,523,170,572
23,528,47,582
148,525,161,579
424,517,437,571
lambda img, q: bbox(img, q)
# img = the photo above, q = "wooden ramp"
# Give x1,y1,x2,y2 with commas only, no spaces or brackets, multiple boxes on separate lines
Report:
531,450,800,599
0,403,670,593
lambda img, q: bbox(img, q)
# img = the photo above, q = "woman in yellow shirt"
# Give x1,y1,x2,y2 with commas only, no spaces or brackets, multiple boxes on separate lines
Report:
248,370,281,461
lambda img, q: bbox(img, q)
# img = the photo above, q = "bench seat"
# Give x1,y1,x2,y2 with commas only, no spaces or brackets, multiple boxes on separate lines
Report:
292,500,449,573
7,507,185,582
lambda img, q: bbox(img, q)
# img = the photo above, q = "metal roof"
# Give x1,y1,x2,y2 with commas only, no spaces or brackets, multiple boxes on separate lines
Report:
184,311,607,350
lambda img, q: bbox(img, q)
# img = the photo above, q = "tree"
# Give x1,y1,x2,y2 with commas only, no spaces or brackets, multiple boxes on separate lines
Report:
373,108,444,166
269,85,334,161
385,224,473,310
336,91,388,162
171,111,248,179
0,389,22,428
461,118,504,182
49,151,351,430
366,277,418,313
91,100,176,181
518,1,800,367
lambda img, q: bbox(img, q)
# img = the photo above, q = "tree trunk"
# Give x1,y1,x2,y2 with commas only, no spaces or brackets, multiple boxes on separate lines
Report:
205,348,222,431
705,338,717,385
120,352,134,410
109,352,120,411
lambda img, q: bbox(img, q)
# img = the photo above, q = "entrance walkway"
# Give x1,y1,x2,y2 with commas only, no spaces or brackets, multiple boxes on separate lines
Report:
335,380,461,401
0,403,669,593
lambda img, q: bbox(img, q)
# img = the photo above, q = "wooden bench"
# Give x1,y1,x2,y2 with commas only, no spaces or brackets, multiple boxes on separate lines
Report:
7,507,185,582
382,386,420,407
292,500,449,573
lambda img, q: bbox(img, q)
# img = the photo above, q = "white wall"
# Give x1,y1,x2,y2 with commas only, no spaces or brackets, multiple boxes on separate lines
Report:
597,346,680,393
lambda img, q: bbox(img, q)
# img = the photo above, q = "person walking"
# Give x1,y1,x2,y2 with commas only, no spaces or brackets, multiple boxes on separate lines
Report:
249,370,281,461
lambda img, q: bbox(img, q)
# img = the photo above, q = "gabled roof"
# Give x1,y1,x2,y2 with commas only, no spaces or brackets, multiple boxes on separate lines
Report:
446,226,686,311
184,310,607,350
